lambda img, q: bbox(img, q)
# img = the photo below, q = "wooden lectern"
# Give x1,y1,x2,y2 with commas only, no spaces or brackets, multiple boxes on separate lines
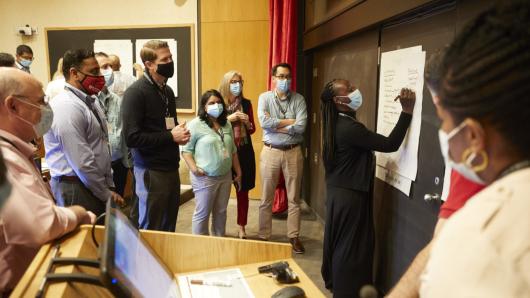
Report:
13,226,324,297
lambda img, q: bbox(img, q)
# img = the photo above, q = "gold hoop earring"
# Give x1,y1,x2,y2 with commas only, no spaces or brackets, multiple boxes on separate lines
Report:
462,148,489,173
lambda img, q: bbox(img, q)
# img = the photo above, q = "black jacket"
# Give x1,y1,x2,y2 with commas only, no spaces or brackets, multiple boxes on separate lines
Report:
122,76,180,171
325,112,412,192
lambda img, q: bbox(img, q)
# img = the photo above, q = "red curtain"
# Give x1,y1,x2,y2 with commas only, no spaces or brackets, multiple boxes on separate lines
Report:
268,0,298,90
269,0,298,214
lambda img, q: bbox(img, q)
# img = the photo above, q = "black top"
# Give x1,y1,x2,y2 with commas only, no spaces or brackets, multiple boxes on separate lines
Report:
122,76,180,171
325,112,412,192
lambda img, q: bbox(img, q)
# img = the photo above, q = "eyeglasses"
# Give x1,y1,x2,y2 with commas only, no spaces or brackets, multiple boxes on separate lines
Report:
274,75,291,80
11,94,49,106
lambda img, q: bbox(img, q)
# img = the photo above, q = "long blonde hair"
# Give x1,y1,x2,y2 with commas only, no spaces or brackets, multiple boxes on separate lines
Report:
52,58,63,80
219,70,244,104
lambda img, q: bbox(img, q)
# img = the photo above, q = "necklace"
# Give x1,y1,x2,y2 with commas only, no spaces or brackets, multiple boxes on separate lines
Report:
498,159,530,179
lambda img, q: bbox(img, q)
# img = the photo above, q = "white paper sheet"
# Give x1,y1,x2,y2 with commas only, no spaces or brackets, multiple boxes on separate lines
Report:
375,166,413,196
376,46,426,181
94,40,134,77
440,165,451,201
135,39,178,96
178,269,254,298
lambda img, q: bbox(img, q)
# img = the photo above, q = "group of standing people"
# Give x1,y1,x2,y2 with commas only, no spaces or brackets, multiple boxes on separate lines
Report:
12,39,309,254
182,63,307,254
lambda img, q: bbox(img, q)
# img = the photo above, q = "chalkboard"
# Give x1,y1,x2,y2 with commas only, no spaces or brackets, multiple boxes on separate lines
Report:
45,25,195,112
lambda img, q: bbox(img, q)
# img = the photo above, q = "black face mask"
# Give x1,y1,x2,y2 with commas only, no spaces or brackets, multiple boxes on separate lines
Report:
156,61,174,78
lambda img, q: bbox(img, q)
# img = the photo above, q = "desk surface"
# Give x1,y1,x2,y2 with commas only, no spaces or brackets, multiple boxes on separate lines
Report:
13,226,324,297
176,259,323,298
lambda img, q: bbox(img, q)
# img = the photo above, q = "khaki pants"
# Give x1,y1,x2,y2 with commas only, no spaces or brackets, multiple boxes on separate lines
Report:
259,145,303,239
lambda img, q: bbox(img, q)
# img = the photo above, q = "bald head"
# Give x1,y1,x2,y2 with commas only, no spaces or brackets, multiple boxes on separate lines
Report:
108,55,121,71
0,67,41,104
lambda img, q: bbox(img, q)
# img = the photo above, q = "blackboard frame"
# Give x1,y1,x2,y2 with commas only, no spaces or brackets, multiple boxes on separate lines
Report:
45,24,196,113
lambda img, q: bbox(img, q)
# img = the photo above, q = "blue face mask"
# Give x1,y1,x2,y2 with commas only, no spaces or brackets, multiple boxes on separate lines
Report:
19,58,32,68
102,68,114,86
276,79,291,93
206,103,224,118
13,97,54,137
345,89,363,111
230,82,241,96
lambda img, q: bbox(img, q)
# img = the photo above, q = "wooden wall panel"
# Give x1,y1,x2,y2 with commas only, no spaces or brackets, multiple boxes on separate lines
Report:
200,0,270,199
201,0,268,23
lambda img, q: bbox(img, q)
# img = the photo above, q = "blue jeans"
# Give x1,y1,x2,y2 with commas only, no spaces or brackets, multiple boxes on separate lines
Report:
191,172,232,236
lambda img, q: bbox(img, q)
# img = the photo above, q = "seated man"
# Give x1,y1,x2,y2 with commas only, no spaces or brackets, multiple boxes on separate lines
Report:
0,67,95,295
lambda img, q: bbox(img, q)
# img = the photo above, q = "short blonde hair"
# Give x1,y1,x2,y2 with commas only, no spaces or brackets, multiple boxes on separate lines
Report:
140,40,169,63
219,70,243,103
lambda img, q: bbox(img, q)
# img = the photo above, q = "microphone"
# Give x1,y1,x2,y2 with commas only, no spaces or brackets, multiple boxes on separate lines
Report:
359,285,378,298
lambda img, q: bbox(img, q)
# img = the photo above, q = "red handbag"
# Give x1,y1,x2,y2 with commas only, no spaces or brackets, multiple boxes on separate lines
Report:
272,171,288,214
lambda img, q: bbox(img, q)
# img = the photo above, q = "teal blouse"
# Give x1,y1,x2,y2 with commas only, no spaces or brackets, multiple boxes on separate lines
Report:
182,117,237,176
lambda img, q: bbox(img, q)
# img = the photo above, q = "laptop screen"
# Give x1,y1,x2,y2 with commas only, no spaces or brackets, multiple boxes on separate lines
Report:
100,202,180,297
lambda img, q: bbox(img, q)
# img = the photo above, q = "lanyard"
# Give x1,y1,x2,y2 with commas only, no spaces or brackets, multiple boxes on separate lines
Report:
144,73,170,117
65,87,109,140
215,127,225,144
274,92,291,118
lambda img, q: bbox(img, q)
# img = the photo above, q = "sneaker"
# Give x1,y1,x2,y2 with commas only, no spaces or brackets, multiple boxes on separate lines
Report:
289,237,305,254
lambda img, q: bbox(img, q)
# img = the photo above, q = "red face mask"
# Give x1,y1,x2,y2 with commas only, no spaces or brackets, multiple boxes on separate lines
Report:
79,71,105,95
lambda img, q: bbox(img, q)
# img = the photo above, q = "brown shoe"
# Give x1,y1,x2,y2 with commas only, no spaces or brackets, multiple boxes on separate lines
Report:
289,237,305,254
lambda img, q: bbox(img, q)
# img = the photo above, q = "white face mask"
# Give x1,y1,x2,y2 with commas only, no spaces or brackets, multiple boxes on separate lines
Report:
438,122,486,185
13,97,54,138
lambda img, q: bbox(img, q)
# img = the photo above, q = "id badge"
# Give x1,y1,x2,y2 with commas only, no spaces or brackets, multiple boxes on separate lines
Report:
222,147,229,159
165,117,176,130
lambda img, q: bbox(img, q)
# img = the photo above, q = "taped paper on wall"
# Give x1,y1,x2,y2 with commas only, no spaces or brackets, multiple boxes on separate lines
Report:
375,165,412,196
376,46,426,182
94,40,134,77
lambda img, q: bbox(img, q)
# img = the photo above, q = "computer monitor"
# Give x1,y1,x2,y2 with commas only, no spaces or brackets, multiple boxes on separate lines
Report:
100,200,180,298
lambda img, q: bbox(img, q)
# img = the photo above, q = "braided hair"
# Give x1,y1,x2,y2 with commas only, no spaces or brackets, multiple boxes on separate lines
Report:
321,79,349,170
439,0,530,158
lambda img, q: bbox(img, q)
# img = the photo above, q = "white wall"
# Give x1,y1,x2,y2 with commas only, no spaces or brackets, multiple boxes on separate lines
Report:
0,0,197,88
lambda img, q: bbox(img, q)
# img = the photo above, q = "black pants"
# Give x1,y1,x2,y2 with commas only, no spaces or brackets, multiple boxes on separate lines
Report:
111,159,129,197
322,185,374,298
51,178,106,216
131,167,180,232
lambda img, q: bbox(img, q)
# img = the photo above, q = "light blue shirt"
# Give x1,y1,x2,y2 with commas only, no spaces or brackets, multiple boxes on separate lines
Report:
44,83,114,202
182,117,237,177
97,89,129,167
257,90,307,146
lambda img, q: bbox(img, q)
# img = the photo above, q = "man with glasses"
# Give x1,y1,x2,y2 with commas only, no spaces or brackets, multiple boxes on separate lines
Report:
44,49,124,216
0,67,95,295
15,45,33,74
257,62,308,253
